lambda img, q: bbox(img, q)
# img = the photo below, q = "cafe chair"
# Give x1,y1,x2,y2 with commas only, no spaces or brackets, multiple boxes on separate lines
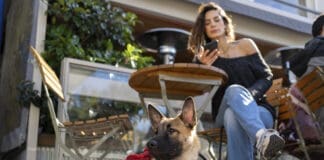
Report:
266,71,324,160
293,67,324,153
266,78,312,159
29,46,132,160
197,127,227,160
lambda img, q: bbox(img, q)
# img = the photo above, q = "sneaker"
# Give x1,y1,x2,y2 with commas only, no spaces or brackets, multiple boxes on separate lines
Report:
256,129,285,158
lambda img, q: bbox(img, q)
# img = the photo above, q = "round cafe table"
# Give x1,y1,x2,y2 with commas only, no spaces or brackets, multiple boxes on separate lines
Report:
128,63,228,118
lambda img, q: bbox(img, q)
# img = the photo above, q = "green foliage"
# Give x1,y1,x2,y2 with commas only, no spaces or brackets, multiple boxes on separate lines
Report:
44,0,154,73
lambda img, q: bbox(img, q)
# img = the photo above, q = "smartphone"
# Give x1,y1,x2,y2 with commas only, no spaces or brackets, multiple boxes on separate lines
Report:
204,40,218,52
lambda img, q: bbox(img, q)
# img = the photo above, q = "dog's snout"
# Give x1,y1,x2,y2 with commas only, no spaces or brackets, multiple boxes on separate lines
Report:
147,140,158,149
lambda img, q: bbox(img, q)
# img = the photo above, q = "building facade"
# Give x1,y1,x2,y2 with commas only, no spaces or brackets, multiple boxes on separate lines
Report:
112,0,322,54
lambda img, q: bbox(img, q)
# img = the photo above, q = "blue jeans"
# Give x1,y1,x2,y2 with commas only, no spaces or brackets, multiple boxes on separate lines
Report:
215,85,273,160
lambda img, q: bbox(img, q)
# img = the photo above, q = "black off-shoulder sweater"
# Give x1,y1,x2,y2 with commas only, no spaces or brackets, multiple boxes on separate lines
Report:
209,53,275,120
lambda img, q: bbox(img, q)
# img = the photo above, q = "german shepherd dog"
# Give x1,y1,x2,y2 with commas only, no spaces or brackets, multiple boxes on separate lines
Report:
146,97,200,160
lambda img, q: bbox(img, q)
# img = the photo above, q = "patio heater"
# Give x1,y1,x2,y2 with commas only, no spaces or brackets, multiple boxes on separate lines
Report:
137,27,190,64
264,46,304,86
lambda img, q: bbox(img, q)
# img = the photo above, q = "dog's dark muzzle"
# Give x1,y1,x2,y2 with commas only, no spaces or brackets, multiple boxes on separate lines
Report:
147,139,158,149
146,136,183,160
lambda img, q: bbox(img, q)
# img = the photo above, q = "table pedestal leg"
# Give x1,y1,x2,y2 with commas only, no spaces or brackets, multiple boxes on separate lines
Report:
159,79,177,116
159,74,221,118
138,94,148,118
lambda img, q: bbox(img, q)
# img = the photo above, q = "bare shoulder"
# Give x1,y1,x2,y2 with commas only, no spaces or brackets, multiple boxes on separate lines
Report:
236,38,259,55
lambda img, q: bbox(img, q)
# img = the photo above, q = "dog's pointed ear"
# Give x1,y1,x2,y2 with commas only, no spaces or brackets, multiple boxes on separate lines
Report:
148,104,165,130
180,97,197,128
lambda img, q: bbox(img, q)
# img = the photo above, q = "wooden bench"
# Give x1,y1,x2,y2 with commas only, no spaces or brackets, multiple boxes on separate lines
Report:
61,114,133,154
63,114,132,139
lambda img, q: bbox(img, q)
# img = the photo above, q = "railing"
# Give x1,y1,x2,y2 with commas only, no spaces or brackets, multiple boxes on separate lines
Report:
37,147,59,160
36,147,126,160
246,0,321,17
274,0,321,15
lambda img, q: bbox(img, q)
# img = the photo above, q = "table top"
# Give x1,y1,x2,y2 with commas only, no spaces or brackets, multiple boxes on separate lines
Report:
129,63,228,99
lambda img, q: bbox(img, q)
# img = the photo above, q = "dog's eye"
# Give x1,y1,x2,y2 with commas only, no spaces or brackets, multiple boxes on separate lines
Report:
168,128,176,134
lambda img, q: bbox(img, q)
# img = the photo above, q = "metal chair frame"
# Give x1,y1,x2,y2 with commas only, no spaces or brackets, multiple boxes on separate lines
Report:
29,46,125,160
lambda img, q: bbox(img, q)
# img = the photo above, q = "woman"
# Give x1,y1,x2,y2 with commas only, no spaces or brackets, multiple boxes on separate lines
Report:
188,2,285,160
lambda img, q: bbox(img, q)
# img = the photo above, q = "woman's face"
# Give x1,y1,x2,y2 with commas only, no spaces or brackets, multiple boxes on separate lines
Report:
204,10,226,40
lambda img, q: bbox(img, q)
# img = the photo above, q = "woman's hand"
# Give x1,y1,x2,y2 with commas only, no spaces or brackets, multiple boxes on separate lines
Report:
197,46,219,65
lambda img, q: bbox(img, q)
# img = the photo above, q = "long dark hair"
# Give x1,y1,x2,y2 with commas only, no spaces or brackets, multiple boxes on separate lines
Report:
188,2,235,54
